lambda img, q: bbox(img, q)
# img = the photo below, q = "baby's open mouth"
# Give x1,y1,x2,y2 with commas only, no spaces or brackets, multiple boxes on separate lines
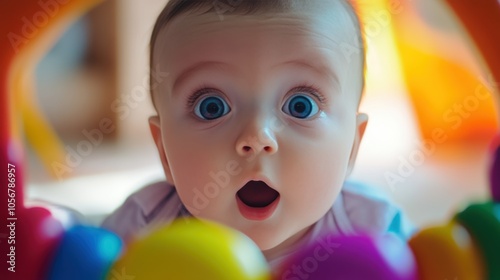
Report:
236,180,280,220
237,180,280,207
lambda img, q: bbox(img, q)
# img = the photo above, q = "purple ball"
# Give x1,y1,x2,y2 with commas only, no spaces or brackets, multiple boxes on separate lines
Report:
276,233,418,280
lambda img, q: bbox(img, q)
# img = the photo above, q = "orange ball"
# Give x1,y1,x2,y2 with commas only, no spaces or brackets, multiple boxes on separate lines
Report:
408,220,485,280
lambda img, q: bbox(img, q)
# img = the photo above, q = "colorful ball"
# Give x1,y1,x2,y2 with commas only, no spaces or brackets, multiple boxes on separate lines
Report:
408,220,485,279
17,207,65,280
108,218,271,280
275,233,418,280
48,225,123,280
455,202,500,280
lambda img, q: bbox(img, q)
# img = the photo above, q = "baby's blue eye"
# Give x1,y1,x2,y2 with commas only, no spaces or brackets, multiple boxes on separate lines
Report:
282,94,319,119
194,96,231,120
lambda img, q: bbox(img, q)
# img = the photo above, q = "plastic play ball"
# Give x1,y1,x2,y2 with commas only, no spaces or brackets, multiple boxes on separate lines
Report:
48,225,123,280
108,218,271,280
275,233,418,280
17,207,65,280
455,202,500,280
408,220,484,279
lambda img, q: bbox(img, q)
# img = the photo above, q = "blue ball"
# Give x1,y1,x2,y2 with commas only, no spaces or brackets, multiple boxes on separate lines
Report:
48,225,123,280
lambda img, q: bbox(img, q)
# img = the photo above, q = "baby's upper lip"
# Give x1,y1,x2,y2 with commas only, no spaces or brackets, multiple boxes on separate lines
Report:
240,175,276,191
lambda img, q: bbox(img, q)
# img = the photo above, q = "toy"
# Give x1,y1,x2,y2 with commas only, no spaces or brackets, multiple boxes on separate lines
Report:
444,0,500,88
408,221,484,279
16,207,64,280
391,0,498,143
274,233,418,280
0,0,104,279
47,225,122,280
108,218,271,280
407,142,500,280
455,202,500,279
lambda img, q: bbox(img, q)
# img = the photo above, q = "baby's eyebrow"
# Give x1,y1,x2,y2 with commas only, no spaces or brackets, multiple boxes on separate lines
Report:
171,59,340,95
172,61,231,94
274,59,340,88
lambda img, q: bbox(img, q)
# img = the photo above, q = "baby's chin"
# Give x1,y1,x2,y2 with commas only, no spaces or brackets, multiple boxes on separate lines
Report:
246,225,312,256
249,233,284,251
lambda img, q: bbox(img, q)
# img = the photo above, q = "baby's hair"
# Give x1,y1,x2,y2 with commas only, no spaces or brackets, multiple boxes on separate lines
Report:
149,0,366,110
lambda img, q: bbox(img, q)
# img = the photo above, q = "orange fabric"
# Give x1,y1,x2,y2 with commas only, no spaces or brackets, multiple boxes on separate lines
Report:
392,1,498,143
444,0,500,115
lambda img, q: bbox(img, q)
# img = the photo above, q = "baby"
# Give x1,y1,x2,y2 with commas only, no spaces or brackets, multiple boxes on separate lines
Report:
102,0,413,269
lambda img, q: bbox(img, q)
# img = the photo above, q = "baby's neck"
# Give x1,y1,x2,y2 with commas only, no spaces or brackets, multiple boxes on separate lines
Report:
262,225,313,265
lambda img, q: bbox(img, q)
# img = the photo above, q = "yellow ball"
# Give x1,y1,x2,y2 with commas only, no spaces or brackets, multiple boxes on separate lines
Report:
108,218,271,280
408,220,485,280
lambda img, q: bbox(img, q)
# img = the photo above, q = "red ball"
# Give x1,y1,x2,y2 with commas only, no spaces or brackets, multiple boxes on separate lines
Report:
16,207,65,280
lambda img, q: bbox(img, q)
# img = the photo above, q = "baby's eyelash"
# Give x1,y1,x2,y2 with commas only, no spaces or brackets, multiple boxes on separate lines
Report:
292,84,328,105
185,83,328,109
186,86,217,109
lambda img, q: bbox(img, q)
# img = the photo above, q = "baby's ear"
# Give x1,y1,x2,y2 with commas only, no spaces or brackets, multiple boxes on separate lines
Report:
346,113,369,177
149,116,174,185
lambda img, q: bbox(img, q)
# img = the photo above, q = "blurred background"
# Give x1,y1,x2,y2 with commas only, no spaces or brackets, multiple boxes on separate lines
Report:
26,0,499,228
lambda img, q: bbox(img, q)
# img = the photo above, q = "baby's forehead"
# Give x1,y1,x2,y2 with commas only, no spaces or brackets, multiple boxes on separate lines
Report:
156,1,362,70
151,0,364,107
162,0,360,41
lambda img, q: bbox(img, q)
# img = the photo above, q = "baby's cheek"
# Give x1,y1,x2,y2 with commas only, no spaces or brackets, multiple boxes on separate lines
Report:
284,172,341,215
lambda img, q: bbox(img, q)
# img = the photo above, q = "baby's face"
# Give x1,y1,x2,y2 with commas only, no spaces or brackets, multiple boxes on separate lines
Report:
150,3,367,252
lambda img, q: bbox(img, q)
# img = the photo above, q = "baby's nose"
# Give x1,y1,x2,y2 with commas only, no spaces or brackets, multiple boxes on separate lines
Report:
235,126,278,158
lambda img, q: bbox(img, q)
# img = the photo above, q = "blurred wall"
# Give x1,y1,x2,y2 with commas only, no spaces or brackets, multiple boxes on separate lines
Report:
115,0,168,146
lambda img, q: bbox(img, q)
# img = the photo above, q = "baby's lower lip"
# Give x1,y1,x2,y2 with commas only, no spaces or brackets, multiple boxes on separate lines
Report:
236,195,280,221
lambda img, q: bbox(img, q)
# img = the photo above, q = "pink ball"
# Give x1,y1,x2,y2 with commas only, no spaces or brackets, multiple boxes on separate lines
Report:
16,207,65,280
275,233,418,280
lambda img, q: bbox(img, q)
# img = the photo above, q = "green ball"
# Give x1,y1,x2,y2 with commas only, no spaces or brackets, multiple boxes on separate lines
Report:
455,201,500,280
